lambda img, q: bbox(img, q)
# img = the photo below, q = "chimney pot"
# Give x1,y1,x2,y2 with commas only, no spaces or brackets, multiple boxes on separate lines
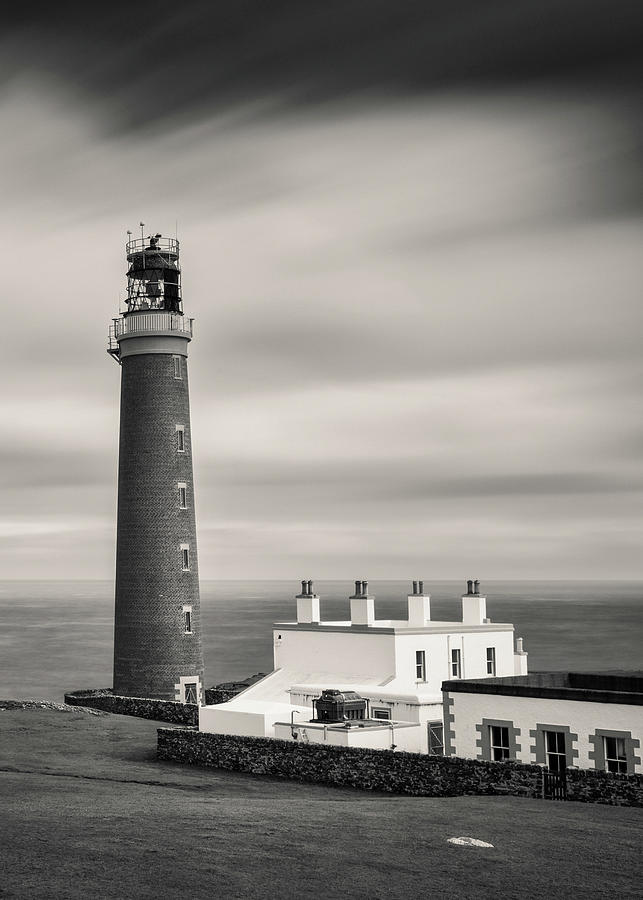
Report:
301,580,307,596
474,579,480,595
467,579,473,595
418,580,424,595
354,580,362,596
412,580,418,595
307,580,313,595
361,580,368,595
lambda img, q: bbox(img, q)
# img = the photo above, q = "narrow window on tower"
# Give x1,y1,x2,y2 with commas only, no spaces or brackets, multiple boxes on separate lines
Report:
172,355,182,379
178,482,187,509
180,544,190,570
486,647,496,675
183,605,193,634
176,425,185,452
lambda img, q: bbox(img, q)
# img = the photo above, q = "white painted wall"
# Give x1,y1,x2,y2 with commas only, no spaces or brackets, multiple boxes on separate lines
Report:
273,627,395,678
393,629,515,695
199,701,309,738
274,721,423,752
448,690,643,772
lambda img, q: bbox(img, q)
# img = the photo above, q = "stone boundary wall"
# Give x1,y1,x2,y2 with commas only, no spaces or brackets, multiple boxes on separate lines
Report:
156,728,643,806
64,690,198,725
566,767,643,806
157,728,543,798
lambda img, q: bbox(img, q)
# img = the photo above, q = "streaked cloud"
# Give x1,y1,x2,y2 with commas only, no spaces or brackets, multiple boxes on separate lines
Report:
0,4,641,578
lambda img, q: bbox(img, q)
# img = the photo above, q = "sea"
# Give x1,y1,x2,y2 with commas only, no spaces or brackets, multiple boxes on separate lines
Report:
0,580,641,701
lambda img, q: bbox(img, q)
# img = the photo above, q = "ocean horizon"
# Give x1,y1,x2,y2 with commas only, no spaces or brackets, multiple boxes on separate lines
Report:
1,579,641,701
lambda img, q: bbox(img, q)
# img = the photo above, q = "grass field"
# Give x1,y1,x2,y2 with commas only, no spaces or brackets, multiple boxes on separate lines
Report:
0,706,641,899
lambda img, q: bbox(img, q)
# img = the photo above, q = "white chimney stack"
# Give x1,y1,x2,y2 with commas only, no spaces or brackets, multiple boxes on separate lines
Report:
407,579,431,626
461,579,486,625
514,635,528,675
350,580,375,626
296,580,320,624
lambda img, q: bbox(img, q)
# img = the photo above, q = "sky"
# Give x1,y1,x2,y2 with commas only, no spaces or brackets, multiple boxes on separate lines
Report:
1,2,642,580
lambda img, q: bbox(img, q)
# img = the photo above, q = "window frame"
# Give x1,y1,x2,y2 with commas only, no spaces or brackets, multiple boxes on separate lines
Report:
176,425,185,453
589,729,639,774
544,730,567,772
178,482,187,509
486,646,496,675
180,544,190,571
603,736,628,774
490,724,510,761
372,708,391,721
415,649,426,682
451,647,462,678
172,355,182,379
428,721,444,755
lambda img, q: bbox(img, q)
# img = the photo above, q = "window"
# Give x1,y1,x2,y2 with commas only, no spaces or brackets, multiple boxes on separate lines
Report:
180,544,190,570
372,708,391,720
490,725,510,760
172,355,182,379
604,736,628,773
451,648,461,678
184,682,198,704
184,610,192,633
428,722,444,755
545,730,567,771
486,647,496,675
178,483,187,509
176,425,185,452
415,649,426,681
589,729,637,774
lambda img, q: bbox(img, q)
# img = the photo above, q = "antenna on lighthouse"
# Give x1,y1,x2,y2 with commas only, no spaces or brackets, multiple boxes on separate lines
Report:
139,221,145,243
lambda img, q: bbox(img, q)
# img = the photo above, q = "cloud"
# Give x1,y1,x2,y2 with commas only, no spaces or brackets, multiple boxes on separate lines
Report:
2,1,642,134
0,29,640,578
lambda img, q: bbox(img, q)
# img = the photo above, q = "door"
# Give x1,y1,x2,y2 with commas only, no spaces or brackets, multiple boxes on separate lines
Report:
184,682,198,704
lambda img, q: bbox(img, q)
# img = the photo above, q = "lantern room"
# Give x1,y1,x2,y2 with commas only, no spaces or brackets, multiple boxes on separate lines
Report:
125,231,182,314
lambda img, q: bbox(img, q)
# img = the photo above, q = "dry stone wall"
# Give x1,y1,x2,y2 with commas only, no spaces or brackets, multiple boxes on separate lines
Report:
157,728,544,797
64,690,198,725
156,728,643,805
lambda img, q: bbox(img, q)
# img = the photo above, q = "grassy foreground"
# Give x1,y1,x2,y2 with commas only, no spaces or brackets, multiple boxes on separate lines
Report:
0,705,641,899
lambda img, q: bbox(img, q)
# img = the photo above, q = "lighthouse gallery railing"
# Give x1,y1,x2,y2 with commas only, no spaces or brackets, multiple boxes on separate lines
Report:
108,312,193,356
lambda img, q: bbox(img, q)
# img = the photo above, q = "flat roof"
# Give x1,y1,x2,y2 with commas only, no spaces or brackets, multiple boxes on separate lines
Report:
442,671,643,705
273,621,513,635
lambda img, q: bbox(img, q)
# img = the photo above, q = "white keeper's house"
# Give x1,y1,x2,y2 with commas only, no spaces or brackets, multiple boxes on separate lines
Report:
199,579,529,754
442,671,643,774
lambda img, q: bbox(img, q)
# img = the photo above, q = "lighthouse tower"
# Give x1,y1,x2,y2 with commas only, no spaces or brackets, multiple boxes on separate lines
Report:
108,230,204,703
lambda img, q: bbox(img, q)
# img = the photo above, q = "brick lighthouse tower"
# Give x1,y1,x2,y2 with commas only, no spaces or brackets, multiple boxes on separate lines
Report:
108,229,204,703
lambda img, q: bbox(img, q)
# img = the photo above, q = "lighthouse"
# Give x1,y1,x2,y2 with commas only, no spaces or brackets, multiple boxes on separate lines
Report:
108,229,204,703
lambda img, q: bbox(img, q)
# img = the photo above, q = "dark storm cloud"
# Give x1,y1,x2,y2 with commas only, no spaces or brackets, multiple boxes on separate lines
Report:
2,1,643,133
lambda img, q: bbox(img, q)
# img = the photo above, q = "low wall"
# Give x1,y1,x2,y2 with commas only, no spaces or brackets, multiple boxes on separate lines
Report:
567,767,643,806
64,690,198,725
204,688,239,705
157,728,544,798
157,729,643,805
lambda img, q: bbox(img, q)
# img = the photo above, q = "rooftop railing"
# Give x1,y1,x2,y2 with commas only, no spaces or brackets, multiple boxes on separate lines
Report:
126,236,179,256
112,311,193,340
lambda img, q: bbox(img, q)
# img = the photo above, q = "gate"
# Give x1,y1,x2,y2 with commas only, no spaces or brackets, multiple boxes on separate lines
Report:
543,769,567,800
